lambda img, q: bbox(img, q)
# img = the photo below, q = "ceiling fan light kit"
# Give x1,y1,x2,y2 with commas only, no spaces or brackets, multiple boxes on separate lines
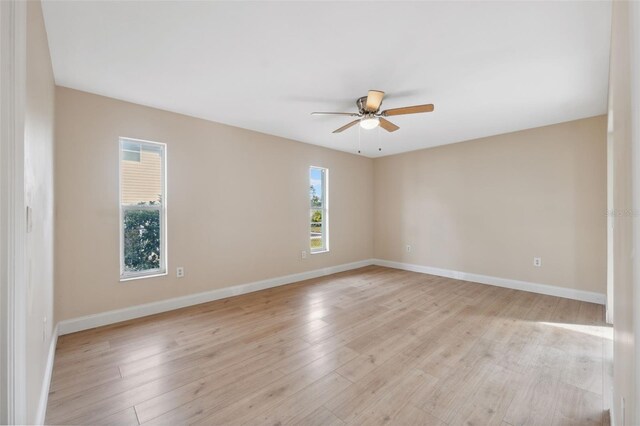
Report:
360,115,380,130
311,90,434,135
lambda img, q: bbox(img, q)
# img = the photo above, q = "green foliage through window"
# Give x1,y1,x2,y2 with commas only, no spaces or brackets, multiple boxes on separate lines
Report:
310,185,321,208
123,209,161,272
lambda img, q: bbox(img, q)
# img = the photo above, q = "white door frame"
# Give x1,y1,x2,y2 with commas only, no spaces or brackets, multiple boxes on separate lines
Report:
0,0,27,424
631,3,640,425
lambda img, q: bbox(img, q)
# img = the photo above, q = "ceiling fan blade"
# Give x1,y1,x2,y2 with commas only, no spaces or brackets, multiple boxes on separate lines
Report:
311,112,359,116
382,104,434,117
365,90,385,112
332,120,360,133
379,118,400,132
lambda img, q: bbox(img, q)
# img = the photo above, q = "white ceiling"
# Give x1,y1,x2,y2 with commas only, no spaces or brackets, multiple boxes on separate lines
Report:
42,1,612,157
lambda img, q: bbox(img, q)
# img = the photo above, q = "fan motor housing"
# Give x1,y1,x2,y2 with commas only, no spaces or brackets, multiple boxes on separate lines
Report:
356,96,379,113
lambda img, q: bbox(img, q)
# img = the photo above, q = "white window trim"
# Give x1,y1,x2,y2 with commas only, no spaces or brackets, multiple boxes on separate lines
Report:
310,166,329,254
119,137,168,281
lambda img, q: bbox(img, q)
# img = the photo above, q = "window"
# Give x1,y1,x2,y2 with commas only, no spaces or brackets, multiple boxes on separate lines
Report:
119,138,166,280
309,166,328,253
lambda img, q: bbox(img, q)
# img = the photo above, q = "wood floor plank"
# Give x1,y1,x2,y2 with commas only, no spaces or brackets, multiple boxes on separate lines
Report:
325,353,419,423
296,407,346,426
133,346,294,423
48,365,121,398
411,356,494,421
92,407,140,426
47,364,209,424
140,366,285,425
337,331,417,382
50,338,309,423
503,366,562,426
383,402,446,426
446,363,521,426
247,372,352,425
551,382,603,426
191,346,359,425
347,368,432,425
45,267,607,426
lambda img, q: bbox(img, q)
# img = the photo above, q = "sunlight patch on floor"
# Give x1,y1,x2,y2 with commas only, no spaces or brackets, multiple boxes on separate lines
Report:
540,321,613,340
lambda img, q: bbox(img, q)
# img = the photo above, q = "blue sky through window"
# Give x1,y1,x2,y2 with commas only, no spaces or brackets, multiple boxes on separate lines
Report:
310,167,323,205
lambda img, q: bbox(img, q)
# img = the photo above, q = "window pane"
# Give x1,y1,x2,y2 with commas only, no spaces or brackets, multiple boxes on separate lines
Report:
123,209,161,272
309,166,328,253
310,209,323,251
123,150,141,162
122,141,141,152
311,236,324,251
121,143,163,205
310,167,323,208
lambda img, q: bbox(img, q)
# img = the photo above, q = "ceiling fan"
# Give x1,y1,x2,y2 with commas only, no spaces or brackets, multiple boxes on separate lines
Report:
311,90,434,133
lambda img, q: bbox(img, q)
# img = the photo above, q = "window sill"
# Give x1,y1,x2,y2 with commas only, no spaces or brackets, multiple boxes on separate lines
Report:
120,271,167,282
310,250,330,255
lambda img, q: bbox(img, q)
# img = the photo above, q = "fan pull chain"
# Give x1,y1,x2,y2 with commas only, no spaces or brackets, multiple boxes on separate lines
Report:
357,124,362,154
377,125,382,152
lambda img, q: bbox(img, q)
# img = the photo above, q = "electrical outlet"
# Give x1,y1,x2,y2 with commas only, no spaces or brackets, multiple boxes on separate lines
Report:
301,250,307,259
533,257,542,267
176,267,185,278
406,244,412,253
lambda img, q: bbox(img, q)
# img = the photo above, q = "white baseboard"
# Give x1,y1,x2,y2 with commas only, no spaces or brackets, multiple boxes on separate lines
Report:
373,259,606,305
35,324,58,425
57,259,375,336
57,258,606,336
610,403,616,426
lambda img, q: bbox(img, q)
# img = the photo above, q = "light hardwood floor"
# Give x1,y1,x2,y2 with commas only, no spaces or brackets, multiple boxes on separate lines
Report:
46,266,610,425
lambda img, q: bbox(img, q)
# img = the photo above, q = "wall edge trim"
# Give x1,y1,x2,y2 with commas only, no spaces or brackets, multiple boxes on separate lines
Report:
35,324,57,425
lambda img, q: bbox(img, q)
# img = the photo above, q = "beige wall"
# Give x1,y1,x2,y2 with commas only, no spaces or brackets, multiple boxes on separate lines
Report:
374,116,607,294
25,0,56,423
54,87,374,321
608,1,636,424
55,87,608,323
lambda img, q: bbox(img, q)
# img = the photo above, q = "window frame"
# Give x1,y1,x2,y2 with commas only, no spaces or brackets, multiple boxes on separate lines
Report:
309,166,329,254
119,137,168,281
